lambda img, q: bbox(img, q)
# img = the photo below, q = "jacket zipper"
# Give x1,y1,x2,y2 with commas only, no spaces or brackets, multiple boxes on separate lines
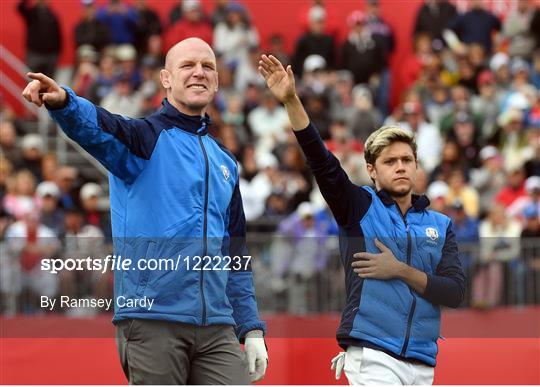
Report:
198,128,209,326
399,205,416,357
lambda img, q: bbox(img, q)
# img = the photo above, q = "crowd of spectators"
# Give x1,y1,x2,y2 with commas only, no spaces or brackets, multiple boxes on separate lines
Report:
1,0,540,315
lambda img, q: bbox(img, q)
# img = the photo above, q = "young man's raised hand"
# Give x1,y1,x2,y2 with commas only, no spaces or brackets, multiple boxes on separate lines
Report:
258,55,296,105
258,55,309,131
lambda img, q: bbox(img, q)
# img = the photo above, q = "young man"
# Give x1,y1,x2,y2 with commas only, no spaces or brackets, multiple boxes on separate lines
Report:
22,38,267,384
259,54,465,385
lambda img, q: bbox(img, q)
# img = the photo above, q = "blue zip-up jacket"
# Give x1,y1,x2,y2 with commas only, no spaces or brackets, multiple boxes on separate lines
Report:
48,87,266,338
295,123,465,366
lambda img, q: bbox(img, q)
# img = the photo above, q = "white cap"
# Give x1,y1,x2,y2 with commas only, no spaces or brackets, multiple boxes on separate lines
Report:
497,108,524,127
352,84,372,102
77,44,98,62
115,44,136,61
505,156,524,173
21,134,44,152
256,153,278,170
36,181,60,198
308,5,326,22
489,52,509,72
182,0,201,12
427,181,449,200
297,201,315,218
507,92,529,111
510,58,530,75
80,182,103,200
479,145,499,162
525,176,540,193
303,54,326,73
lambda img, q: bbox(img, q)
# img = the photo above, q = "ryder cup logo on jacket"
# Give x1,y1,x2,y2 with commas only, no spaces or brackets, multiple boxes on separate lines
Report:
221,165,230,181
425,227,439,241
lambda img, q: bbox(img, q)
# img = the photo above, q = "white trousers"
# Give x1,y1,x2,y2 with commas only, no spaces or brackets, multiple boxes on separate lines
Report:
343,346,435,385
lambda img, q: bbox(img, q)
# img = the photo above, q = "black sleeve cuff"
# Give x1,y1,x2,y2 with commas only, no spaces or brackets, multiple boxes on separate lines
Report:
293,122,320,145
423,274,464,308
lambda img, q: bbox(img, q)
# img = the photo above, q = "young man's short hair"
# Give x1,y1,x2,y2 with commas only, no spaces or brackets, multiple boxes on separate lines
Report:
364,126,417,165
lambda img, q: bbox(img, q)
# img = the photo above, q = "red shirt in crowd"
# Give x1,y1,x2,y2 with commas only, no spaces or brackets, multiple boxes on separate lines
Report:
494,184,527,208
325,139,364,154
164,20,213,52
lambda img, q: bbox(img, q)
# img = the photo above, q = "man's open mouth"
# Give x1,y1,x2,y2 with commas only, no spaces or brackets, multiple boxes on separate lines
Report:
187,84,207,90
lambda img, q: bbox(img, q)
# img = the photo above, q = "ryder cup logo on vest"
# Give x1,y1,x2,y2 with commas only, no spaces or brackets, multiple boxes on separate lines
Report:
425,227,439,241
221,165,230,181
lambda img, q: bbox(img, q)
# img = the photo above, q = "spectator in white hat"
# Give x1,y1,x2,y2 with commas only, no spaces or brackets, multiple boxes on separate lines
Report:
293,5,335,78
19,134,45,181
80,182,112,242
510,58,532,89
300,54,329,95
349,85,382,143
507,176,540,224
36,181,63,235
470,146,506,216
71,45,99,97
497,109,529,167
115,43,142,89
426,180,449,214
489,52,511,90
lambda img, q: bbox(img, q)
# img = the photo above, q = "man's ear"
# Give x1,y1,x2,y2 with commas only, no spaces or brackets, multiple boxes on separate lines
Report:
160,69,171,89
366,163,376,181
214,71,219,92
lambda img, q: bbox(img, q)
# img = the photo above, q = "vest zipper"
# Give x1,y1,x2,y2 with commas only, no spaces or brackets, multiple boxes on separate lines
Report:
399,206,416,357
197,127,209,326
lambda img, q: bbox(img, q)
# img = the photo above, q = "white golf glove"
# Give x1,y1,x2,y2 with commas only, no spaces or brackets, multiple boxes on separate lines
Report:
244,330,268,383
330,351,346,380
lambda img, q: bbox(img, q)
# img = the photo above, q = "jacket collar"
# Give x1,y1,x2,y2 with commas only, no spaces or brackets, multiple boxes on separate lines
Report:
376,189,430,212
159,98,211,135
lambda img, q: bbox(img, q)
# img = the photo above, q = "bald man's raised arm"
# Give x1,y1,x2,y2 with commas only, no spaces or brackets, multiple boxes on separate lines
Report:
47,87,161,183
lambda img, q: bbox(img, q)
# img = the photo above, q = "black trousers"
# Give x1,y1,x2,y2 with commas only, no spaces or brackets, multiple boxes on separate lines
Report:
115,319,251,385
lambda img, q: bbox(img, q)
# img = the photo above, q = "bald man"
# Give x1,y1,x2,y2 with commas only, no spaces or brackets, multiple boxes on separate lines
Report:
23,38,268,385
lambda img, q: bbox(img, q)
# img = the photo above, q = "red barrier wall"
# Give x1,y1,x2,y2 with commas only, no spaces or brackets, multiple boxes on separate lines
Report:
0,0,424,115
1,307,539,384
